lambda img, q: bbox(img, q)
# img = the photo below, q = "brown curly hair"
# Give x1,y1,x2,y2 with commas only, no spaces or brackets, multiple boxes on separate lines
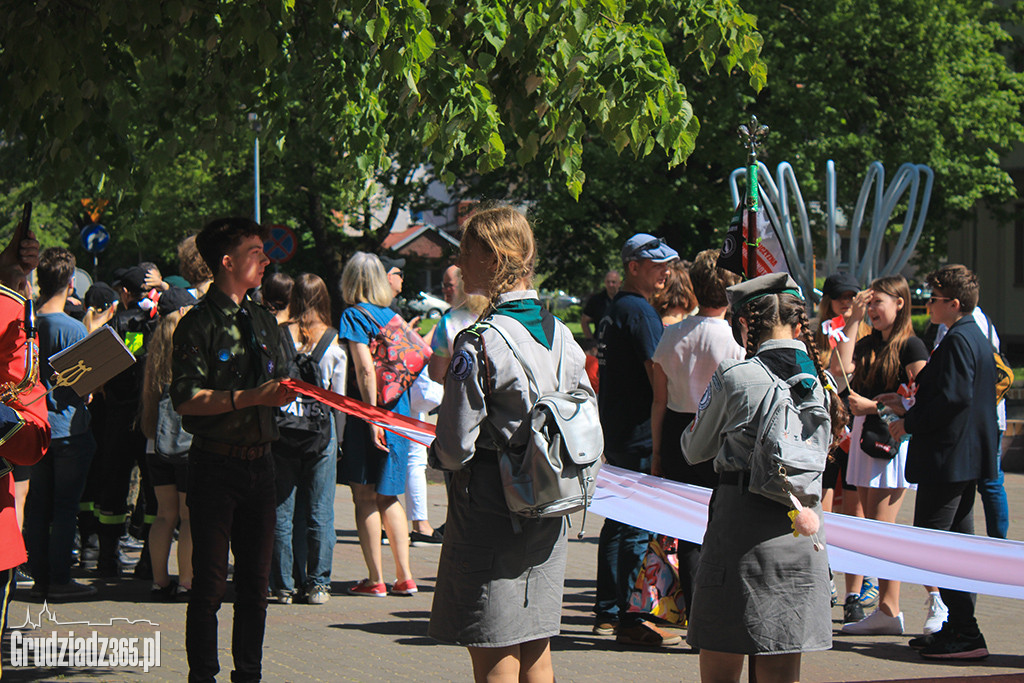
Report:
652,261,697,318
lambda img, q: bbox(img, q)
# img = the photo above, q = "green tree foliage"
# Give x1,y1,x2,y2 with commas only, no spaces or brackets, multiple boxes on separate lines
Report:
1,0,765,283
482,0,1024,294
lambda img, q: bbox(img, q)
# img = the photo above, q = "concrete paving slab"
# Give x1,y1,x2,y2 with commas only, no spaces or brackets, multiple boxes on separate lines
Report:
3,472,1023,682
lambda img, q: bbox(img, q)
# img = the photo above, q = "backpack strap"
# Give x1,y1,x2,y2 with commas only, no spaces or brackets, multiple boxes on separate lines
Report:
311,327,338,363
486,314,566,401
280,324,298,359
351,304,385,336
750,357,818,391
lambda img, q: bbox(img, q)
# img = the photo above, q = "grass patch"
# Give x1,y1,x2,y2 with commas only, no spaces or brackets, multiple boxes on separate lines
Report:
415,318,439,336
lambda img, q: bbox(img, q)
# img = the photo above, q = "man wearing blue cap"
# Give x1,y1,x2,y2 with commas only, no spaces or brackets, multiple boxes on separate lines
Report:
593,233,681,647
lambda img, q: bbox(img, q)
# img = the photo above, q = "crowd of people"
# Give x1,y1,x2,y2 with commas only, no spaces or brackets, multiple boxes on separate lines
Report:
582,234,1002,681
0,208,1007,683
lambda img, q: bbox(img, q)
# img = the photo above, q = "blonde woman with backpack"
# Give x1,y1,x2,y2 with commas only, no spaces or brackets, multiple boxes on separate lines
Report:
681,273,848,683
428,207,596,683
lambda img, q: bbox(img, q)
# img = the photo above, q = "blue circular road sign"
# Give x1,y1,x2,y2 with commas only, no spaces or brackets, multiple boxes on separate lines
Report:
264,224,297,263
81,223,110,254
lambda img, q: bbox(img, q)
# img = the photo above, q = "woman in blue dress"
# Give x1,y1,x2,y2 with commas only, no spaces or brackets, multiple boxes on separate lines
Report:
337,252,416,597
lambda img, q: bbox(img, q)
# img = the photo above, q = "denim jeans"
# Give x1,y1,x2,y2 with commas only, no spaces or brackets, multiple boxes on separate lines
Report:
271,425,337,593
978,436,1008,539
594,448,652,626
186,451,276,683
24,433,96,586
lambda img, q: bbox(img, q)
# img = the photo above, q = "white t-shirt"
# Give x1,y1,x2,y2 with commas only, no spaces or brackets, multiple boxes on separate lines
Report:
652,316,745,413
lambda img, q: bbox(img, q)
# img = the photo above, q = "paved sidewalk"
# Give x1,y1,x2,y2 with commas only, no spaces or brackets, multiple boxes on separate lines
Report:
3,473,1024,682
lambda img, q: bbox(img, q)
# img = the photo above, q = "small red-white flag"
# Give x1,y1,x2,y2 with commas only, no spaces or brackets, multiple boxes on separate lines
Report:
822,316,849,348
898,382,917,409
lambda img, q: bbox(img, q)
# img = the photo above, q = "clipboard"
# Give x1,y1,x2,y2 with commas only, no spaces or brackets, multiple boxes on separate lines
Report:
48,325,137,398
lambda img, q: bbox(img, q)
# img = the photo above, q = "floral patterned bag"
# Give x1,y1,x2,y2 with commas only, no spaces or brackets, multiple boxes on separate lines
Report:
354,305,431,408
627,535,686,625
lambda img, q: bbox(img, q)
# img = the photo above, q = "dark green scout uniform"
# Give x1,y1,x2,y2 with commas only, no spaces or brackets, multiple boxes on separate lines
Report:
171,285,287,447
170,285,288,683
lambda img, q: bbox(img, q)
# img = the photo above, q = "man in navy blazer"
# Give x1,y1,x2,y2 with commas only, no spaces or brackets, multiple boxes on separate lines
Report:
883,264,997,660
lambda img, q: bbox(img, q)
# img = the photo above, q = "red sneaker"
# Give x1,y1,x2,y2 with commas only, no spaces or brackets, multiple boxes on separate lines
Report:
390,579,418,596
347,579,386,597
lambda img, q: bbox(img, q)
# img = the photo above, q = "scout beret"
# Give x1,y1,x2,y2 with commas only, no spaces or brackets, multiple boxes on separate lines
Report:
727,272,803,311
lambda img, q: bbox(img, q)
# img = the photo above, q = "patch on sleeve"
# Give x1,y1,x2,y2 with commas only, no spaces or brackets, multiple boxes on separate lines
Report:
697,382,713,415
711,373,723,393
450,349,473,381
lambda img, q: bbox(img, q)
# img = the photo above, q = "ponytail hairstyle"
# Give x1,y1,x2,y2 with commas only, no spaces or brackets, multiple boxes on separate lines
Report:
460,206,535,306
733,291,850,454
851,275,913,393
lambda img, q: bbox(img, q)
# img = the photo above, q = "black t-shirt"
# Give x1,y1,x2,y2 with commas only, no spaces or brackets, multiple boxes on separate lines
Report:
583,290,612,321
597,291,663,453
852,331,929,397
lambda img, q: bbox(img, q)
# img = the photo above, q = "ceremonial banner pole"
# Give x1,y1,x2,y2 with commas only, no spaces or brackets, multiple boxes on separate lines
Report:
739,116,768,279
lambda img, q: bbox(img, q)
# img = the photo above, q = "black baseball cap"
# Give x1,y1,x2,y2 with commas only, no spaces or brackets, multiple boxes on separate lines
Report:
113,266,148,294
822,272,860,299
379,255,406,273
84,282,118,310
157,287,198,317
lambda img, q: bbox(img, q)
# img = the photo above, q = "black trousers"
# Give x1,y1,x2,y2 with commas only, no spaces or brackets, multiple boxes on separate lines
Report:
913,479,979,634
186,450,276,683
1,566,14,635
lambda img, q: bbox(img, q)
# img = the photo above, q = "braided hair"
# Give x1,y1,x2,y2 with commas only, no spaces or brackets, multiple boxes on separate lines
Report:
460,206,535,307
733,292,850,453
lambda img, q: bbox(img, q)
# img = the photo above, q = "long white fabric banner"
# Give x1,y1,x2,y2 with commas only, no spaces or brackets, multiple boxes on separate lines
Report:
589,465,1024,600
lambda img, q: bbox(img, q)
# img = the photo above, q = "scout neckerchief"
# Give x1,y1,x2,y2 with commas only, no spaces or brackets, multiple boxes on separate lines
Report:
492,297,553,350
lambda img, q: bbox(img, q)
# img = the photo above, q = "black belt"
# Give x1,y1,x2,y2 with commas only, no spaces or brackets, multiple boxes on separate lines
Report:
192,436,270,461
718,470,750,488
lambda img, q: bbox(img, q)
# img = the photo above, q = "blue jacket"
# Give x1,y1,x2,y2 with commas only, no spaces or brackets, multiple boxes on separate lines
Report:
904,315,998,484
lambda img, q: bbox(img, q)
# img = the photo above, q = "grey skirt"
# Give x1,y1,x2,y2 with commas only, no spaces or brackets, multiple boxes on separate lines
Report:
429,455,568,648
687,482,832,655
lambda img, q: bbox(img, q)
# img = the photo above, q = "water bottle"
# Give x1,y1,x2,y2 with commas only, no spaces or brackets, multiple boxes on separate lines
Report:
876,403,909,444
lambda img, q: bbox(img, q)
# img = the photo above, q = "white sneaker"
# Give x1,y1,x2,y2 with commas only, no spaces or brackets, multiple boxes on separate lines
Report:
840,609,904,635
923,593,948,635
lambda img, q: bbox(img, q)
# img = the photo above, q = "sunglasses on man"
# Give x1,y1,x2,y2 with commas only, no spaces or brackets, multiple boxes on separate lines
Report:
625,237,665,260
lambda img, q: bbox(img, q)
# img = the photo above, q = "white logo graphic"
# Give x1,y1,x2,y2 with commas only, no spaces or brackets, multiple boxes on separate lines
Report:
7,602,161,673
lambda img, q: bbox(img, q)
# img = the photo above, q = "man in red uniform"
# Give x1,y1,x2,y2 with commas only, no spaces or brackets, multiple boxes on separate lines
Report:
0,229,51,658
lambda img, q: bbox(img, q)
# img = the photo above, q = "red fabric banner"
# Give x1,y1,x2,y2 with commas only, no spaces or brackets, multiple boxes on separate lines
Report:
281,378,437,446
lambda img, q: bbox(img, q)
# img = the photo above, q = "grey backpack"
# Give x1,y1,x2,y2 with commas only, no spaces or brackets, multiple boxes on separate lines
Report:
486,319,603,531
747,357,830,508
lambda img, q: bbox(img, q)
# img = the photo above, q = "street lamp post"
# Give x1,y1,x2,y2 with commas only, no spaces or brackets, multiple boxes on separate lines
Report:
249,113,262,224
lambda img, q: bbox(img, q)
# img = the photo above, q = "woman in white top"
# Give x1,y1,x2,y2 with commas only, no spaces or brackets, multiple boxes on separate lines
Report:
650,248,743,619
835,275,939,636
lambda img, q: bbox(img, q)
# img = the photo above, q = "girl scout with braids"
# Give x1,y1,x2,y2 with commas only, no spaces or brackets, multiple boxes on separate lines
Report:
681,273,848,683
428,207,596,683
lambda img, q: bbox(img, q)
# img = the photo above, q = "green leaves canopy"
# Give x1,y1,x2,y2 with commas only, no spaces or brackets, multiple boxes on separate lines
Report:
475,0,1024,293
0,0,765,201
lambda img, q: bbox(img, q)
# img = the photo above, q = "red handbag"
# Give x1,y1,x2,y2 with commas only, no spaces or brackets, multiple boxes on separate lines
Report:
354,306,432,407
